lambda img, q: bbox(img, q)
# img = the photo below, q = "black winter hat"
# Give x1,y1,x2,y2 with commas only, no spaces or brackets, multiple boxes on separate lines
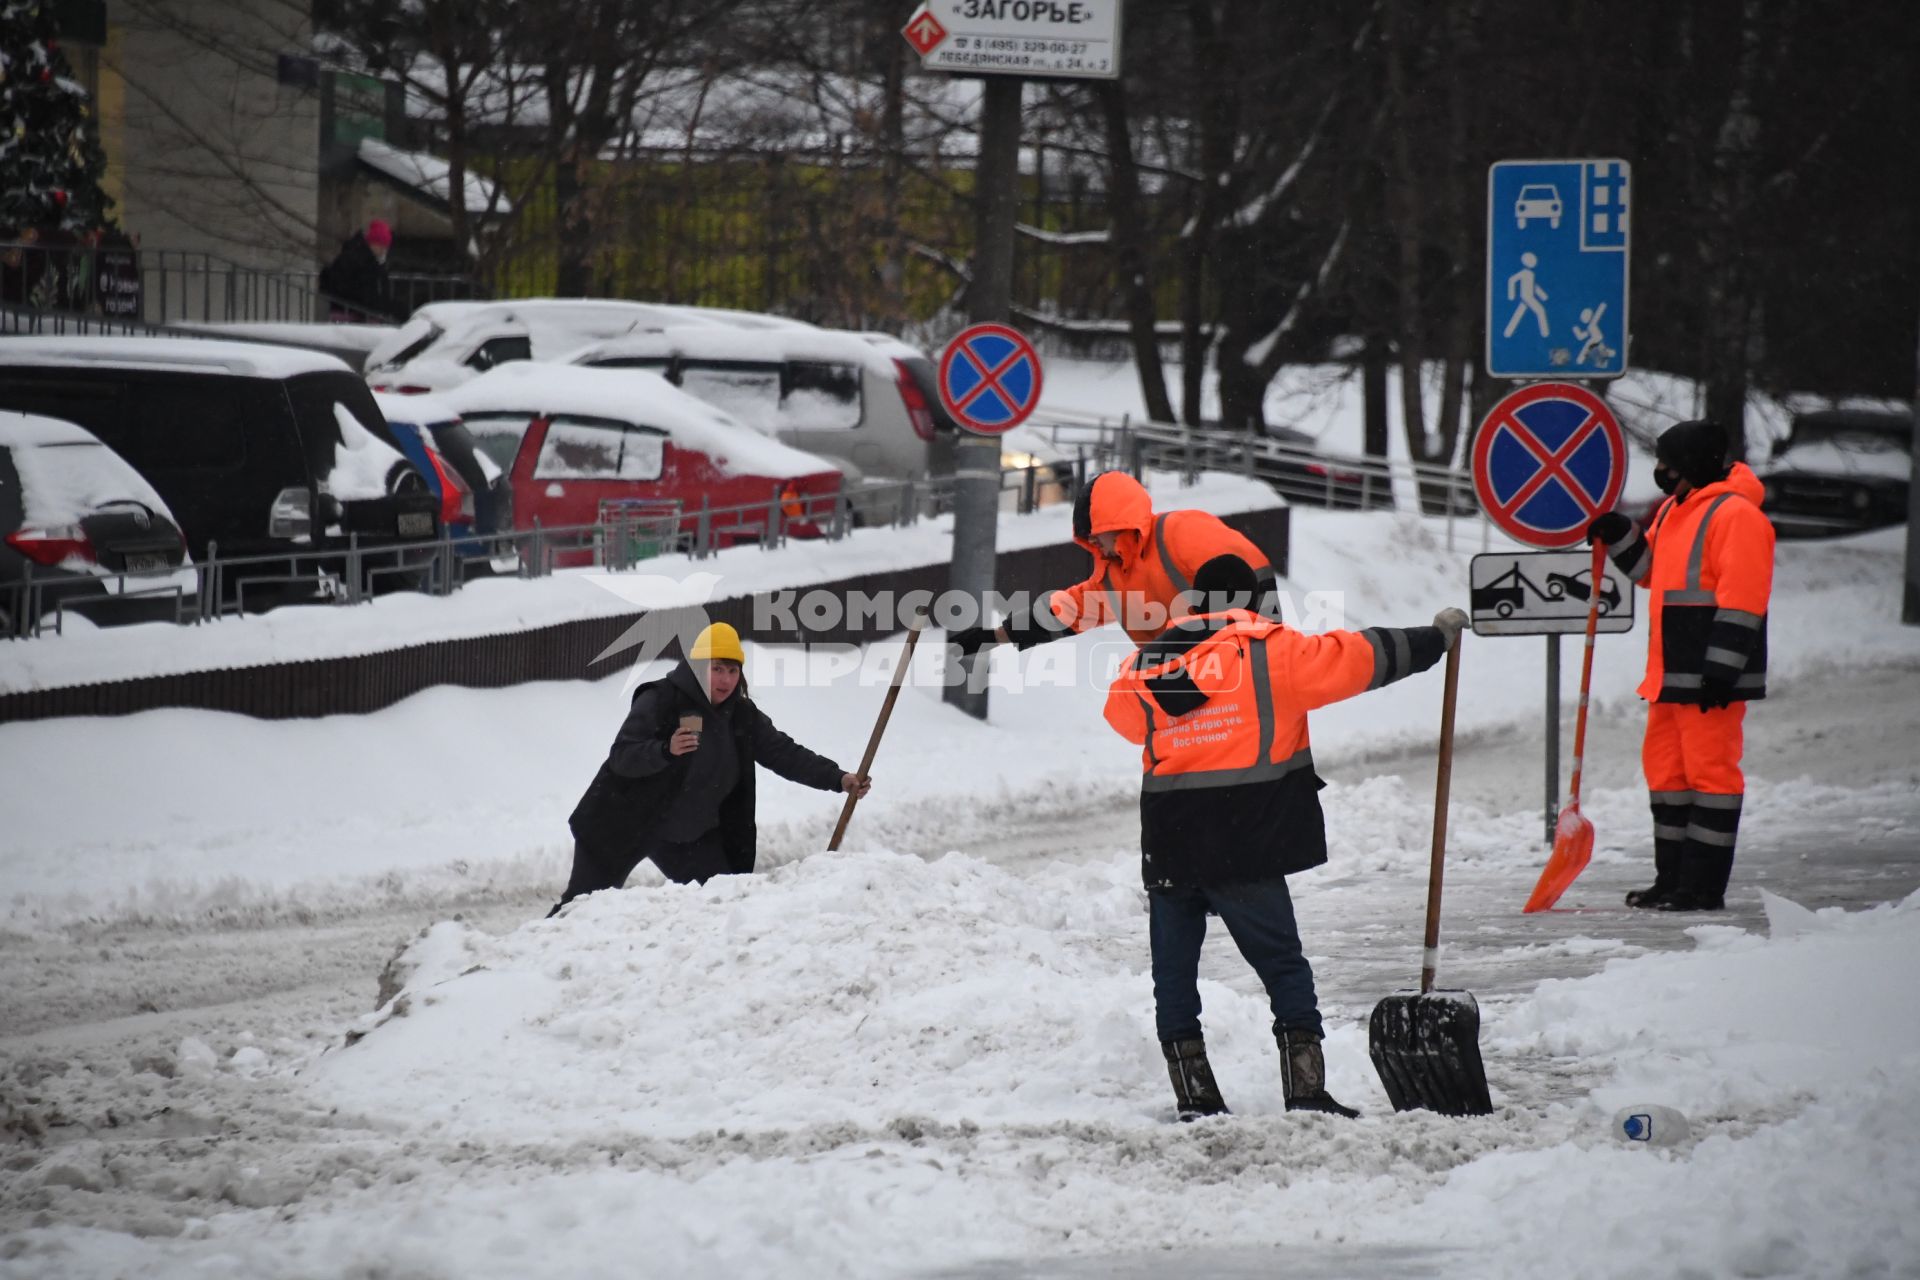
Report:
1656,420,1731,488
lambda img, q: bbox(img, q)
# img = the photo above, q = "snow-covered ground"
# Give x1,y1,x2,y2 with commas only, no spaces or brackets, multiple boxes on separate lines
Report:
4,492,1918,1278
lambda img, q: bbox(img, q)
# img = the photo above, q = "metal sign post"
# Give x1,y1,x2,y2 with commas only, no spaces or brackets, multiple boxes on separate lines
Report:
1544,636,1560,844
942,77,1023,720
1469,545,1638,840
907,4,1118,721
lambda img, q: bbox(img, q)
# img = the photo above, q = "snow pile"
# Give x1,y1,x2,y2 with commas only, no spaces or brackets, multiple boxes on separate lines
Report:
1492,889,1920,1115
324,402,407,502
1391,888,1920,1280
280,857,1920,1280
313,850,1180,1137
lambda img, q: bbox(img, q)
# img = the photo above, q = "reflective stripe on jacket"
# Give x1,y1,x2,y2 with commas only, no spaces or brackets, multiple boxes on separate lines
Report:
1049,472,1275,646
1605,463,1774,704
1104,609,1445,886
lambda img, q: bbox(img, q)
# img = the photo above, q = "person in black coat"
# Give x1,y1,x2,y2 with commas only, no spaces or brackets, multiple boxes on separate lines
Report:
319,218,398,321
550,623,869,914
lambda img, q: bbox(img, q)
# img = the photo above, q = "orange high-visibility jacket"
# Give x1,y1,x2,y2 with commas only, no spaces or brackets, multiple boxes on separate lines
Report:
1604,463,1774,704
1048,472,1275,646
1104,609,1444,886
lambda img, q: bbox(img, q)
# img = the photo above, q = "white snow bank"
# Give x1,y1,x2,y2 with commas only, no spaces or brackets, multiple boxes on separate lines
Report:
276,861,1920,1280
1491,888,1920,1115
0,471,1278,695
313,850,1173,1137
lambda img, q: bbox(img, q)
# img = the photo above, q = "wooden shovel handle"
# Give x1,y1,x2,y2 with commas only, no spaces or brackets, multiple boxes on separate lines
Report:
1567,539,1607,809
1422,635,1463,995
827,612,926,852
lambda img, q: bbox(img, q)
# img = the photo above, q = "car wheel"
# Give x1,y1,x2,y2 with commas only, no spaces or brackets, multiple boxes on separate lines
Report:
1550,216,1561,230
1497,602,1514,618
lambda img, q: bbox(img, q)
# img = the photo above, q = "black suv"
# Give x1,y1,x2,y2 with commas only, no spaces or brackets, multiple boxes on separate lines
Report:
1759,409,1912,538
0,338,438,582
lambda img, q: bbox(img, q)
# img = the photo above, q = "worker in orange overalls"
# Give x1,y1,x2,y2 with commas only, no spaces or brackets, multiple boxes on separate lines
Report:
946,470,1280,659
1587,420,1775,912
1103,552,1468,1121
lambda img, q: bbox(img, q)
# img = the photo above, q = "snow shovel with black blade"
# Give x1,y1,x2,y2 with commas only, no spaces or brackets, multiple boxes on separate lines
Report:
827,611,926,852
1368,633,1494,1116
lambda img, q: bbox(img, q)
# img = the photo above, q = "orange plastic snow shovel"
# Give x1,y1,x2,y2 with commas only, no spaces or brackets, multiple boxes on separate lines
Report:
1523,539,1607,912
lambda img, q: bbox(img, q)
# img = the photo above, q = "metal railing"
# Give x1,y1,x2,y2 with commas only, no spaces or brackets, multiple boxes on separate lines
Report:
1,241,474,329
1027,408,1493,550
2,455,1114,640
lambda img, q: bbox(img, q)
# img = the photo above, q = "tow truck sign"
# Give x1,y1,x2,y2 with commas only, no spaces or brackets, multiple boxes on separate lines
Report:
1470,550,1635,637
902,0,1121,79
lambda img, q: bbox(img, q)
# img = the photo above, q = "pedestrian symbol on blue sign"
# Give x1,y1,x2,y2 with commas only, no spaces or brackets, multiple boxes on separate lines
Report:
1486,159,1631,379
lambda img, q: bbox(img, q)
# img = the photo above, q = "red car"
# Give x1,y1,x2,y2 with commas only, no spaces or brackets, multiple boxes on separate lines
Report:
440,363,840,564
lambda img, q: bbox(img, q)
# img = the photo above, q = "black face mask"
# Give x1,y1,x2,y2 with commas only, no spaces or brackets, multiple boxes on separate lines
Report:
1653,463,1682,495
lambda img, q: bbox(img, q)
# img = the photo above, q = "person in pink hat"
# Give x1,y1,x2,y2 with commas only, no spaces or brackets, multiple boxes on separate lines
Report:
320,218,398,320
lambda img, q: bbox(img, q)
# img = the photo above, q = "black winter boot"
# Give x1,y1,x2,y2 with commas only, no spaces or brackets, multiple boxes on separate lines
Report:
1277,1028,1359,1118
1162,1038,1230,1121
1659,797,1739,911
1627,796,1690,907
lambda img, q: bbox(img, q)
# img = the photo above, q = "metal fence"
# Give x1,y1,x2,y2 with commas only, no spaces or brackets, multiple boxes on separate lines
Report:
0,241,474,329
2,456,1110,642
1027,409,1494,551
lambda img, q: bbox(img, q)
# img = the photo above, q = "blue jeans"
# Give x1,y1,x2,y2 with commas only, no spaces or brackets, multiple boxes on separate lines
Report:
1148,878,1322,1042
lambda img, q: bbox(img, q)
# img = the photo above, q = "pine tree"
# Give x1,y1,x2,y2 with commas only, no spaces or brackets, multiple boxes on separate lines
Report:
0,0,115,234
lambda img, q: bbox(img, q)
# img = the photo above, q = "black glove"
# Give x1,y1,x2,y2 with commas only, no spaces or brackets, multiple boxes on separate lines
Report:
1698,682,1736,713
947,625,999,658
1586,511,1631,545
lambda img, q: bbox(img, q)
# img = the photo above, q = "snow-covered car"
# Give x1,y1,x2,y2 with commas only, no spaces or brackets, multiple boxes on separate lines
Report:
373,391,511,557
563,324,958,484
439,363,843,563
0,410,193,633
1514,184,1562,230
362,298,777,395
0,337,439,599
1759,409,1912,538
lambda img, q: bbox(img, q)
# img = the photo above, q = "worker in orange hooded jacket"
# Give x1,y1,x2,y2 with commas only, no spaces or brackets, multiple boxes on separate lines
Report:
1104,552,1469,1121
947,470,1279,658
1587,420,1775,912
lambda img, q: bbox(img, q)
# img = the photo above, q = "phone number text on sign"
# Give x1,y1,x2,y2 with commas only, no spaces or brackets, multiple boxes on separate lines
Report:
916,0,1122,80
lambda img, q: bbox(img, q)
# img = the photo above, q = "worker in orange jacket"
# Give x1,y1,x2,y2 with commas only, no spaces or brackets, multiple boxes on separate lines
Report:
947,470,1279,658
1103,552,1469,1121
1587,420,1775,912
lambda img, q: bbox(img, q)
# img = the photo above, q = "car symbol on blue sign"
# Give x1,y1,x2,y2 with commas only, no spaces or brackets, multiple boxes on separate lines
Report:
1487,159,1630,379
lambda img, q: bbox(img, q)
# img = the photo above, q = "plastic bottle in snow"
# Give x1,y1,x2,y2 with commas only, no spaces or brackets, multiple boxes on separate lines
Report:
1611,1104,1690,1147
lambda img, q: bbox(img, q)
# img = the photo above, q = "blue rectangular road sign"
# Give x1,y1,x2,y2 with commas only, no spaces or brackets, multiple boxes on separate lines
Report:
1486,159,1631,379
